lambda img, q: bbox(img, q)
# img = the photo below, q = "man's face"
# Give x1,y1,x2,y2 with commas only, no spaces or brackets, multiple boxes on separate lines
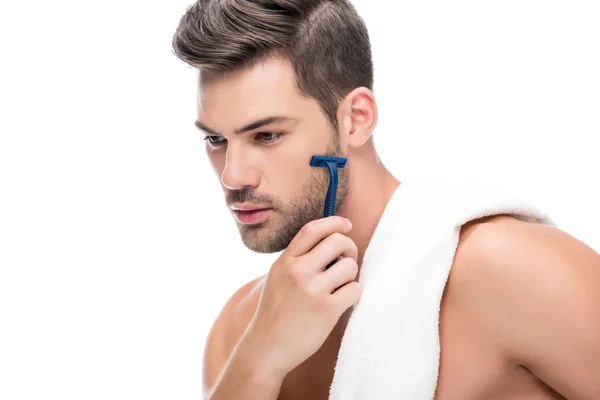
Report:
196,57,349,253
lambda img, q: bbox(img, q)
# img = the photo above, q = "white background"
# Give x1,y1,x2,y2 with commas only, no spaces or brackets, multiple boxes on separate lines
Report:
1,1,598,398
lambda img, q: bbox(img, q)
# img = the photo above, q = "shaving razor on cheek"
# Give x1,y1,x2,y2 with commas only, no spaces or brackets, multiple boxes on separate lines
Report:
309,155,348,269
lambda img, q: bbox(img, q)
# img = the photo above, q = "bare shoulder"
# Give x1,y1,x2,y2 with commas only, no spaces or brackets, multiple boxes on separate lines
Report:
450,214,600,399
202,273,267,396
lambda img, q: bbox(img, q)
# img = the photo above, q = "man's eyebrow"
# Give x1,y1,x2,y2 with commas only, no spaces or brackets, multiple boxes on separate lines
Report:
194,116,295,136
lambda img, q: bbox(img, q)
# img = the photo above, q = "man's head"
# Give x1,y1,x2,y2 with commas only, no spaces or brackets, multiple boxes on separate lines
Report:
172,0,377,253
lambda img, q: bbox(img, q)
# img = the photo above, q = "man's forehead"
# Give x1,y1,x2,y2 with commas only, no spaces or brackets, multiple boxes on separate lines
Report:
196,91,298,123
197,80,296,114
196,79,308,122
194,58,321,133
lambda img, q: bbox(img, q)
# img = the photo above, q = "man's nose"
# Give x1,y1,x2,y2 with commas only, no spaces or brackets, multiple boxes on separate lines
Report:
220,146,260,190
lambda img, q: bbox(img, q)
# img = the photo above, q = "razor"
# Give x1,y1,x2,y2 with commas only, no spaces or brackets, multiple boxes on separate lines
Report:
309,155,348,269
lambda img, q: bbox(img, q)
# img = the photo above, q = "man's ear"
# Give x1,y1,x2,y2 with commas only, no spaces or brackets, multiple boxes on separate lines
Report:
336,87,378,149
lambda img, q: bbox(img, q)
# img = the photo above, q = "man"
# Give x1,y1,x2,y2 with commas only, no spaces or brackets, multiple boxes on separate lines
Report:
171,1,600,399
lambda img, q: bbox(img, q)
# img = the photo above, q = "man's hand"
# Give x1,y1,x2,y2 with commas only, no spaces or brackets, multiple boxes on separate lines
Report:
242,215,362,378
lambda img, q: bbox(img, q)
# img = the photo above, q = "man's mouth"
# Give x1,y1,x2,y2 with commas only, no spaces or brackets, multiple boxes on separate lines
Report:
233,208,272,225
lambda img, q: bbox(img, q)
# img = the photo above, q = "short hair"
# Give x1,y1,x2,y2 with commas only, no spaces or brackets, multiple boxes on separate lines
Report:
172,0,374,131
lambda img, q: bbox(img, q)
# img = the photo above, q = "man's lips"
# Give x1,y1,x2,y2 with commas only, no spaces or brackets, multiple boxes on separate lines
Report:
233,208,272,225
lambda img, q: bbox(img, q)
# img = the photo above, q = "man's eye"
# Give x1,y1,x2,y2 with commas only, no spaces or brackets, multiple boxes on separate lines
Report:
203,135,225,145
202,132,282,147
256,132,282,143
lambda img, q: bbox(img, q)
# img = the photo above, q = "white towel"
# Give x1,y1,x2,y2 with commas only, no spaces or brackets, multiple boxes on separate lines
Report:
328,178,555,399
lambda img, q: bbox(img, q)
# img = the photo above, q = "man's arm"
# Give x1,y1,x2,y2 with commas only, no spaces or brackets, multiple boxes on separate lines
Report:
455,215,600,400
202,276,284,400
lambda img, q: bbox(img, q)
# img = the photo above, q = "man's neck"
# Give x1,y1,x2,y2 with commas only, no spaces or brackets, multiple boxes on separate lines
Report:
335,154,400,277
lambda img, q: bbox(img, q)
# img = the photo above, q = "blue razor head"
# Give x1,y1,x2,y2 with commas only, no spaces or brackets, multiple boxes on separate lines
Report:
310,156,347,168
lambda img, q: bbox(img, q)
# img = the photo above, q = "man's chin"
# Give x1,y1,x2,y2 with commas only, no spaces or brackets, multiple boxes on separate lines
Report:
238,226,275,254
238,226,291,254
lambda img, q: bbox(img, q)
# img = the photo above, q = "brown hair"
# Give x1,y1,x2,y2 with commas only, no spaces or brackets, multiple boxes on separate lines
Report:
171,0,374,131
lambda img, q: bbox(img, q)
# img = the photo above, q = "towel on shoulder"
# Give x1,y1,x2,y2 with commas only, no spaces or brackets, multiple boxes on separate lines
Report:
328,178,555,399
